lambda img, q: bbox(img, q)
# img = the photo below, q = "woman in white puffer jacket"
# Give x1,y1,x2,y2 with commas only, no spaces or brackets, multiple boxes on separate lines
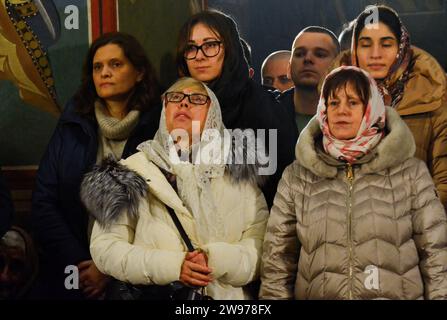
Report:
81,77,268,300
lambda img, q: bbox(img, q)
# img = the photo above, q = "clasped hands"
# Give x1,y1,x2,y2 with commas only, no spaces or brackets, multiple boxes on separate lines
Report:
179,250,212,287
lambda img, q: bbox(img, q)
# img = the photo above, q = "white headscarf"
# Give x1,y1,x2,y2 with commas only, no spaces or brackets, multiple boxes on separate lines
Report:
137,78,231,245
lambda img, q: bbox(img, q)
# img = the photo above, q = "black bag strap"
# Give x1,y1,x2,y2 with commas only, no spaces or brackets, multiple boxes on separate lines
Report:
165,205,195,252
155,166,195,252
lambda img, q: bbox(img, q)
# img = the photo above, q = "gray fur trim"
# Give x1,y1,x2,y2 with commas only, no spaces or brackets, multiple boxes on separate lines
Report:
296,118,337,178
226,129,269,186
80,156,148,229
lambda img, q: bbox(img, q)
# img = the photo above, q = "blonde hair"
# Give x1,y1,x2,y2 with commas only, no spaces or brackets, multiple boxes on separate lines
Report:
164,77,208,95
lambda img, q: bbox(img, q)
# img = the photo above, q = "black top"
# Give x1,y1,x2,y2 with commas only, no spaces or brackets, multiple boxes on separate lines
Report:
192,21,297,207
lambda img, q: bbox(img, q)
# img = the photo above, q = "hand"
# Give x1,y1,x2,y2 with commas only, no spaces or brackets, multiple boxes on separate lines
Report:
179,252,212,287
77,260,110,299
186,250,208,267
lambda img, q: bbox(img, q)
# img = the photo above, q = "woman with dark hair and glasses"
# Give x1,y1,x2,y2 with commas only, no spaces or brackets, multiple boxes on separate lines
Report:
31,32,162,299
176,10,297,209
82,77,269,300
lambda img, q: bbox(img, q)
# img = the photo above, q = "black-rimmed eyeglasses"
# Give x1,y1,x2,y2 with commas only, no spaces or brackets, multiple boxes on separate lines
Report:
165,92,210,105
184,41,222,60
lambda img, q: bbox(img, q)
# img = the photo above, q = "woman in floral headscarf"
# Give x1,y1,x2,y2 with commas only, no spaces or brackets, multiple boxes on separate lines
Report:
260,66,447,300
330,5,447,209
81,77,268,300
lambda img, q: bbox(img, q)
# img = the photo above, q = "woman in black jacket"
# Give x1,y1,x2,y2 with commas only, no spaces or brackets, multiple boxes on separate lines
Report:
176,10,296,208
31,32,161,299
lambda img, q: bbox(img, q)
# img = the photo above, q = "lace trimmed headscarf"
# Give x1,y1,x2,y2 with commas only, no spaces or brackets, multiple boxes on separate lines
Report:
137,77,231,245
317,66,386,164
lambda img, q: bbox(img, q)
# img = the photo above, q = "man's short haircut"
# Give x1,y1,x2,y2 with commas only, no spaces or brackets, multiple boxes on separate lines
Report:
295,26,341,55
261,50,291,76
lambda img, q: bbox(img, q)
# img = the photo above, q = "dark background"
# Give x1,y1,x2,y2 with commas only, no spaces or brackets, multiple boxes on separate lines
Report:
1,0,445,166
208,0,447,83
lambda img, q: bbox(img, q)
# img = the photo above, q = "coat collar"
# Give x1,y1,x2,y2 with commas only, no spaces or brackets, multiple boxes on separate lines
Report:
121,152,192,217
80,152,192,229
59,99,162,138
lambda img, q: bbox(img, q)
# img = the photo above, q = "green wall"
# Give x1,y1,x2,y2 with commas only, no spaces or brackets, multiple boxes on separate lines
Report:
0,0,89,166
118,0,197,89
0,0,198,166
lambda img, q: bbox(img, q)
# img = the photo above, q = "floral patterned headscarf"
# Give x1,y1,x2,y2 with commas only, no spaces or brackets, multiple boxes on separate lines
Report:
317,66,386,164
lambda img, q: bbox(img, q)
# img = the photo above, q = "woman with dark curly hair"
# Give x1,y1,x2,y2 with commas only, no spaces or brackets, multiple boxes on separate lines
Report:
31,32,161,299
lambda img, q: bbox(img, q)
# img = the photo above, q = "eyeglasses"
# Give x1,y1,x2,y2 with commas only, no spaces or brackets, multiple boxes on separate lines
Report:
165,92,210,105
184,41,222,60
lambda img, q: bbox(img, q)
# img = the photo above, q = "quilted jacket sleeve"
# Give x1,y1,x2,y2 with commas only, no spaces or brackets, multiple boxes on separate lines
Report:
410,158,447,299
259,164,301,299
90,199,186,286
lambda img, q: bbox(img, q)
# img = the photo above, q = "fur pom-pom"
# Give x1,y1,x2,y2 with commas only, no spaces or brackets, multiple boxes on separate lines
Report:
80,156,148,229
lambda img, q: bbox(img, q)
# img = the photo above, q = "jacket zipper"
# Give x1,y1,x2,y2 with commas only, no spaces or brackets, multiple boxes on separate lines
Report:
346,164,354,300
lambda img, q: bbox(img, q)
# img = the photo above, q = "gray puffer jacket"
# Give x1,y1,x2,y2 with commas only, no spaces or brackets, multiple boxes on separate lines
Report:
260,107,447,300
